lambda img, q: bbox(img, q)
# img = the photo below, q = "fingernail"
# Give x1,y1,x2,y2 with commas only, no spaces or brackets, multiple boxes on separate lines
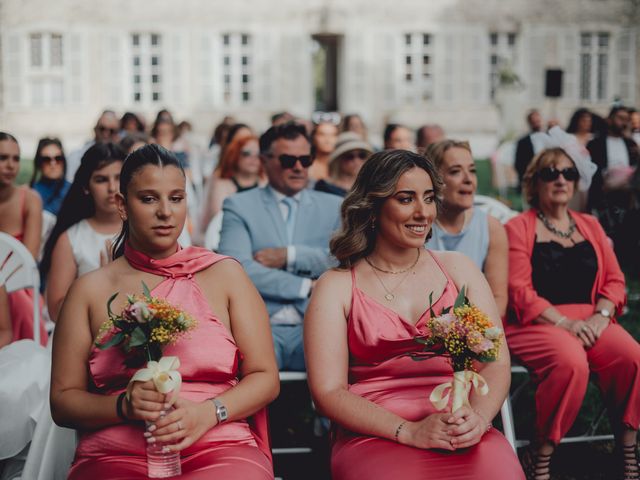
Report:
163,403,171,410
147,436,156,443
159,410,166,417
162,446,171,453
147,425,156,432
143,432,152,438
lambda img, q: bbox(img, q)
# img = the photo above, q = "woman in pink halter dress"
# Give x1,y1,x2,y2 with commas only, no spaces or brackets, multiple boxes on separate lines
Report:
304,150,524,479
51,144,279,479
0,132,46,345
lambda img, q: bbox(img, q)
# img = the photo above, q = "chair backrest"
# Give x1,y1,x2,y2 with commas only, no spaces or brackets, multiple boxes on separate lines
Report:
0,231,41,344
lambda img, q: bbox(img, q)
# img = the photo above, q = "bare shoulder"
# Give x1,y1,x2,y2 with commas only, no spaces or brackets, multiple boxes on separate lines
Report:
75,257,127,292
317,267,352,289
487,214,505,233
196,257,251,294
25,187,42,208
487,215,508,243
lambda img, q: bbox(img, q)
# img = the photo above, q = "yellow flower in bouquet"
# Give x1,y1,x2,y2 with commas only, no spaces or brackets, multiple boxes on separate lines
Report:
95,281,197,367
414,286,503,412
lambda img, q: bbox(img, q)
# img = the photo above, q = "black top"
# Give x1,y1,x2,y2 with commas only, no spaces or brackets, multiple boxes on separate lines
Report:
231,176,259,193
314,179,347,197
531,239,598,305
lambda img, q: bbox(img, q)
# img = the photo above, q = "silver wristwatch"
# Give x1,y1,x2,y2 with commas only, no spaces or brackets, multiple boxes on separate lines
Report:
597,308,611,318
211,398,228,424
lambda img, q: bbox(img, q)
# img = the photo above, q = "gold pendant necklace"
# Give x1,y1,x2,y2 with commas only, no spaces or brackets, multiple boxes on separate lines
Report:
366,249,421,301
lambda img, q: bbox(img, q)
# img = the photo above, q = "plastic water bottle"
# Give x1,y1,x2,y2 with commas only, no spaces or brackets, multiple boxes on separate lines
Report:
145,418,181,478
146,443,181,478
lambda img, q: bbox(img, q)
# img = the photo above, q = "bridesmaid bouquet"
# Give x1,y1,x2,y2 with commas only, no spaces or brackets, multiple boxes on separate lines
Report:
413,286,503,412
95,281,197,478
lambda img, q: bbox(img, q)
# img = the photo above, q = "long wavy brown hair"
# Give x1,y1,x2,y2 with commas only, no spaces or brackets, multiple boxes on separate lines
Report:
331,149,443,269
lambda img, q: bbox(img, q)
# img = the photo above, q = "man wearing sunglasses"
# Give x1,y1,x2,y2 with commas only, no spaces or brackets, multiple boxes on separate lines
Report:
66,110,120,182
219,121,342,371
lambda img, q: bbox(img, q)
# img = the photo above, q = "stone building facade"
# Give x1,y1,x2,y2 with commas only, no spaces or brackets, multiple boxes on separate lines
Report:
0,0,637,153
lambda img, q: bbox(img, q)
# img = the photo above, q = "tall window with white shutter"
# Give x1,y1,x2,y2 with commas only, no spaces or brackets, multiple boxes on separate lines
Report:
131,33,163,105
221,33,253,105
579,32,610,102
402,33,434,104
27,32,64,106
488,32,518,99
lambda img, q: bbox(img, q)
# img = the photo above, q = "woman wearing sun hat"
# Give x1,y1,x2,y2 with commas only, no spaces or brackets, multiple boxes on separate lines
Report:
314,132,373,197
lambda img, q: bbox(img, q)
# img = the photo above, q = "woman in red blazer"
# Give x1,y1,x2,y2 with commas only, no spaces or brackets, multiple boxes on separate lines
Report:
505,147,640,480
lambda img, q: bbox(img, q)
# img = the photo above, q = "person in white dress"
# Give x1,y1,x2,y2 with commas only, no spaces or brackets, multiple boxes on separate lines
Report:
40,142,125,323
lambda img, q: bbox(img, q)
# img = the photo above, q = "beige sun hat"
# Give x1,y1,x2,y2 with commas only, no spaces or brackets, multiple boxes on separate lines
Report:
329,132,373,164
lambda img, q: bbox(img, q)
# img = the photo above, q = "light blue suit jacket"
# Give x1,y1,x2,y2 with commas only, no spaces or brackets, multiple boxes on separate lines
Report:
218,186,342,317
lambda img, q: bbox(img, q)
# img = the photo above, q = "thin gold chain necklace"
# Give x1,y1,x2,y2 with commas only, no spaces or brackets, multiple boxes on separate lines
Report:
365,248,421,274
366,249,421,301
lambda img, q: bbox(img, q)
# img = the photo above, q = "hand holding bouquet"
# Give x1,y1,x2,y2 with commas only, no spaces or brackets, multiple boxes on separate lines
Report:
414,286,503,412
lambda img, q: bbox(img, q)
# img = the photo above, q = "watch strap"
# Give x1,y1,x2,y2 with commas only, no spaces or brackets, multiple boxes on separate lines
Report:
210,398,228,424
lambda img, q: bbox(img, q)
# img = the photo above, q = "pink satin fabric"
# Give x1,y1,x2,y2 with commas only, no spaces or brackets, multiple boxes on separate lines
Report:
506,304,640,444
331,251,524,480
68,244,273,479
8,288,46,346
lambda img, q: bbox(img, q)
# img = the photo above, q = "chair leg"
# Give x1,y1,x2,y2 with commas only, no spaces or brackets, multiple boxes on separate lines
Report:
500,397,518,452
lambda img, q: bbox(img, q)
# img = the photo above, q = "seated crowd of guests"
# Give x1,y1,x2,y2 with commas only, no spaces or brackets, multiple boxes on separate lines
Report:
0,103,639,480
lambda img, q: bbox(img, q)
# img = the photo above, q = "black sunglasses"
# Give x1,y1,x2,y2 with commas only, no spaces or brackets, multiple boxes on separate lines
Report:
97,126,119,135
270,153,314,169
40,155,64,165
539,167,579,182
342,151,369,161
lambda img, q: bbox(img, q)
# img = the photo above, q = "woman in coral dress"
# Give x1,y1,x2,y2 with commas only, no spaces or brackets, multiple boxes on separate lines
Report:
506,147,640,480
0,131,46,345
50,144,279,479
304,149,524,479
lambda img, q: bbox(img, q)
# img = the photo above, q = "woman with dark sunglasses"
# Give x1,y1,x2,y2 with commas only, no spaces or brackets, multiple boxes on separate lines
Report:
314,132,372,197
29,137,71,216
505,147,640,480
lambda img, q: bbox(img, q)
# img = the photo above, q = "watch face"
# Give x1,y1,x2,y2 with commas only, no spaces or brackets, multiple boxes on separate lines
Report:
600,309,611,317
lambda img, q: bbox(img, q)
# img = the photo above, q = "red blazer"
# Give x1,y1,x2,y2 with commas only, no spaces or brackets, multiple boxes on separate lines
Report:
505,209,626,325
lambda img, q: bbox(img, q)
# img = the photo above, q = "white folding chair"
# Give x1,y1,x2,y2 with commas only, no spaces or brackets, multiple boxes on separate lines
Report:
501,364,614,451
272,371,314,456
474,194,518,224
0,232,41,345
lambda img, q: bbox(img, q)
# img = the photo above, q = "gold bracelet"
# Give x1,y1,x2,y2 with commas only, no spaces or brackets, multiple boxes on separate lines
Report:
394,420,407,442
555,316,567,327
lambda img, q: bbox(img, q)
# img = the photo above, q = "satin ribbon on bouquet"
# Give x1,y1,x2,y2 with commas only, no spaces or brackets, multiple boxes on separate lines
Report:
126,356,182,405
430,370,489,412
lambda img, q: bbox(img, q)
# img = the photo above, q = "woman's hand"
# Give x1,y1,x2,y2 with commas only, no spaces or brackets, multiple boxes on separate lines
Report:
401,413,459,451
583,313,610,339
560,319,597,348
147,397,216,452
447,406,489,449
126,380,167,422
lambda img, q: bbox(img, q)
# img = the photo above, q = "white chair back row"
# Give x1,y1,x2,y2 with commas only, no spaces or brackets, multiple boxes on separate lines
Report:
0,232,41,345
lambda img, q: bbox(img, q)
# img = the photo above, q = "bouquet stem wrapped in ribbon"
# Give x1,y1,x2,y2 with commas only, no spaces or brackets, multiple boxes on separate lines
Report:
413,286,503,413
96,281,196,478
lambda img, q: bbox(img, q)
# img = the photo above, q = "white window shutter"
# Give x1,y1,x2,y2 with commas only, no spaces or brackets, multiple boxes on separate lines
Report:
617,29,635,104
374,32,397,108
526,32,546,103
4,33,24,108
167,32,187,107
67,33,84,105
104,34,125,107
561,30,578,103
198,34,214,107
